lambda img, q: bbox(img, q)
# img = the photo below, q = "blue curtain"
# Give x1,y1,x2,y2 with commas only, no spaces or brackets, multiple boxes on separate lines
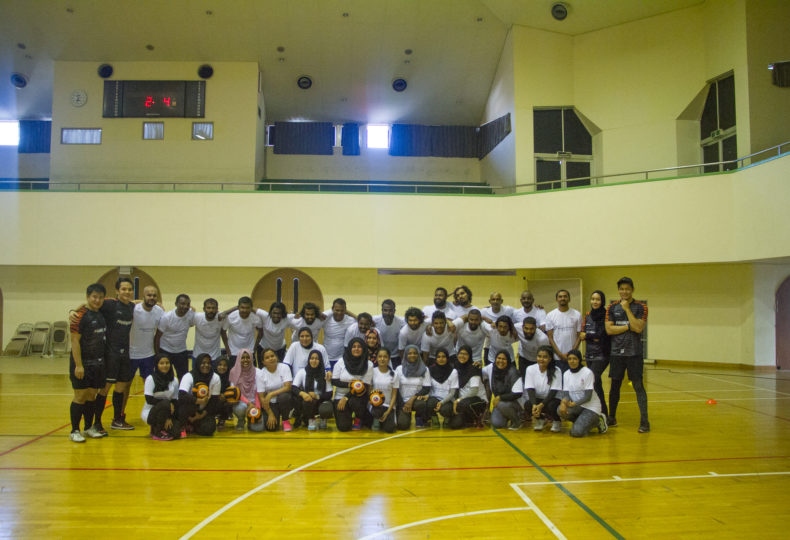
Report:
18,121,51,153
431,126,478,158
273,122,334,155
389,124,433,156
341,123,360,155
478,113,511,159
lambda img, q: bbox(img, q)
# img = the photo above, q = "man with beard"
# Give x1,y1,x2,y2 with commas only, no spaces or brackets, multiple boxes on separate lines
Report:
289,302,325,344
130,285,165,386
544,289,582,371
449,285,479,319
512,290,547,331
322,298,357,370
221,297,262,367
515,316,550,379
451,309,488,364
373,299,405,366
253,301,297,361
397,307,428,359
155,293,195,379
193,298,223,368
343,312,379,345
423,287,453,320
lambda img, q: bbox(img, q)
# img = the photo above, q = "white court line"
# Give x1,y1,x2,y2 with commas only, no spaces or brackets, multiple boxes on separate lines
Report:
512,470,790,487
357,507,532,540
690,373,790,396
618,396,790,404
510,484,568,539
645,389,771,395
180,429,423,540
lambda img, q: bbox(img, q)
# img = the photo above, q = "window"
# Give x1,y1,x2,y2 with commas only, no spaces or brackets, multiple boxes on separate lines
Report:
192,122,213,140
701,73,736,173
533,108,593,190
61,128,102,144
366,125,389,149
143,122,164,140
0,121,19,146
266,124,275,146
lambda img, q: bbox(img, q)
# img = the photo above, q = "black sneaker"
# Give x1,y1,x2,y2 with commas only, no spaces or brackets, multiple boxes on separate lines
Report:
606,416,617,427
111,419,135,430
638,423,651,433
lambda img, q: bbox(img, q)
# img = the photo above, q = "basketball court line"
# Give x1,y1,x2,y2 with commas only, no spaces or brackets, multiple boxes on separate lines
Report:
689,373,790,396
511,470,790,487
618,396,790,403
178,428,424,540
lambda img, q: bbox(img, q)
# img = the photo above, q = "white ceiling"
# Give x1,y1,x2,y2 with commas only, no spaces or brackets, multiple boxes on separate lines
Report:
0,0,703,125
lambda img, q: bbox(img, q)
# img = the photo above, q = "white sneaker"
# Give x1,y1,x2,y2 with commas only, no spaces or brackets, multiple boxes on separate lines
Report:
69,430,86,443
550,421,562,433
318,418,327,430
84,426,104,439
308,418,317,431
533,418,546,431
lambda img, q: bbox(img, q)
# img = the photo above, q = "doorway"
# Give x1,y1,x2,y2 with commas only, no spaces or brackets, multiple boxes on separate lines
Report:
776,275,790,370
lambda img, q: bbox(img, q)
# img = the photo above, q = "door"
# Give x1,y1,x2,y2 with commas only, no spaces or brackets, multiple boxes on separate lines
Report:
776,276,790,370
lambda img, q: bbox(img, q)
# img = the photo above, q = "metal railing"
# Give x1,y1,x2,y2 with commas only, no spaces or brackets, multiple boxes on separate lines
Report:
1,140,787,194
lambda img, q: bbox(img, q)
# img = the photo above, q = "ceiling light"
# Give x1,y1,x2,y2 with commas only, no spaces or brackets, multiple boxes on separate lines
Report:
404,49,413,55
277,46,285,52
10,73,28,89
297,76,313,90
205,10,213,15
392,78,407,92
17,43,26,50
66,7,74,13
476,17,484,22
145,44,155,51
342,12,349,17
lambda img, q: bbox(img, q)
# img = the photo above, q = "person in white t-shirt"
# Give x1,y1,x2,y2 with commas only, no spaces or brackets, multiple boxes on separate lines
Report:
422,349,459,427
253,301,297,361
512,290,547,330
292,350,333,431
177,354,221,437
193,298,223,367
544,289,582,371
289,302,325,345
484,350,524,430
229,349,264,433
221,297,262,366
558,349,607,437
332,338,374,431
480,291,515,325
397,307,428,359
423,287,452,321
373,300,405,367
155,294,195,379
369,348,398,433
449,345,487,428
130,286,165,381
283,327,330,377
515,316,551,379
451,309,488,364
141,355,179,441
395,345,432,430
343,312,378,346
256,348,294,432
420,311,456,364
525,345,563,432
322,298,357,369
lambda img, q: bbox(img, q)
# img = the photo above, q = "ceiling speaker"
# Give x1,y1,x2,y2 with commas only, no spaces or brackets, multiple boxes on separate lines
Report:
97,64,114,78
551,3,569,21
10,73,28,88
198,64,214,79
392,78,407,92
297,76,312,90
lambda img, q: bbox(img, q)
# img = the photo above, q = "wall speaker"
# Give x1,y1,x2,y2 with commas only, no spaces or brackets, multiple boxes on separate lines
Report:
97,64,114,78
392,78,407,92
198,64,214,79
297,75,312,89
551,3,568,21
10,73,28,88
770,61,790,87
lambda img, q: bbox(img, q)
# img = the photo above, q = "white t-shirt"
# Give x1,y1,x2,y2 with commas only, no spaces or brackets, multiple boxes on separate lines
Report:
373,315,405,356
429,369,459,401
322,312,357,361
452,318,489,362
524,364,563,399
562,367,601,414
288,314,324,344
344,324,380,346
223,311,261,355
130,303,164,359
192,312,222,360
141,376,178,423
332,358,373,400
420,329,456,358
515,327,550,362
179,372,221,410
545,308,582,358
393,365,432,402
481,305,515,323
283,342,329,375
157,309,195,353
371,368,398,407
422,304,454,321
486,326,517,363
255,308,296,351
448,304,478,319
293,368,330,396
513,306,547,328
398,323,428,351
457,374,487,401
256,363,293,394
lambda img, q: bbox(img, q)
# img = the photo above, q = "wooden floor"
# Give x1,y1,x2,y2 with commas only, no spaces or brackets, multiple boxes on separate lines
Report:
1,358,789,539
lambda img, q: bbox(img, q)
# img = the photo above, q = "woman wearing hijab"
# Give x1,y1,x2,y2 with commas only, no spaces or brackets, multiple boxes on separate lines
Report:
424,348,459,427
141,355,180,441
579,290,610,418
292,349,334,430
525,345,563,432
483,350,524,430
214,356,232,430
449,345,486,429
365,329,382,365
230,349,264,432
558,349,608,437
394,344,432,430
332,337,374,431
283,327,329,376
256,348,294,432
178,353,221,437
369,347,398,433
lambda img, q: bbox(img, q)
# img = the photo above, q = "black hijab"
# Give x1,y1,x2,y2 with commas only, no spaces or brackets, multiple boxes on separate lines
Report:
152,356,175,392
191,353,214,386
429,348,454,384
491,350,519,395
454,345,482,389
343,337,370,376
305,350,327,394
590,290,607,324
214,357,230,392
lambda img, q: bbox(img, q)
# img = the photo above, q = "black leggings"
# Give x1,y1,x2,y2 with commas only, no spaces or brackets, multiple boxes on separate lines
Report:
334,395,372,432
294,391,333,423
147,400,181,436
528,397,561,422
397,396,432,430
450,396,487,429
261,393,293,431
371,404,397,433
586,358,609,417
178,394,216,436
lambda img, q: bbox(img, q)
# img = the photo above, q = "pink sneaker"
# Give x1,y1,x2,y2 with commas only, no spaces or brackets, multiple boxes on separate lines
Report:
152,431,174,441
180,430,188,439
282,420,292,432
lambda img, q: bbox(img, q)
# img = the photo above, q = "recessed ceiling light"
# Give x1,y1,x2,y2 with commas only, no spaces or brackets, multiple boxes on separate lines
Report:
17,43,26,50
66,7,74,13
278,57,286,63
404,49,413,55
145,44,155,51
297,75,312,89
342,12,349,17
205,10,213,15
277,46,285,52
476,17,484,22
404,60,410,64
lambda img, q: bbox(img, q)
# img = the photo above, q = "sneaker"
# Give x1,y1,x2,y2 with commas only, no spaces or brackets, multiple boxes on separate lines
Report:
372,419,380,431
415,417,425,428
598,415,608,434
111,419,135,431
152,430,174,441
533,419,546,431
216,419,226,431
638,422,651,433
282,420,293,432
308,418,317,431
180,430,188,439
508,421,522,431
235,419,246,431
607,416,617,427
84,426,104,439
292,416,303,429
318,418,328,430
352,418,362,431
95,426,108,437
550,421,562,433
69,430,86,443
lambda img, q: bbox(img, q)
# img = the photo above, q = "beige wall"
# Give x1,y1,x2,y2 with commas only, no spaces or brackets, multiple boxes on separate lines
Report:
0,148,49,179
50,61,260,184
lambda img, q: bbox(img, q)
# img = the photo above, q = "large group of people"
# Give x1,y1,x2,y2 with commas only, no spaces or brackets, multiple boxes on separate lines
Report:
67,278,649,443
